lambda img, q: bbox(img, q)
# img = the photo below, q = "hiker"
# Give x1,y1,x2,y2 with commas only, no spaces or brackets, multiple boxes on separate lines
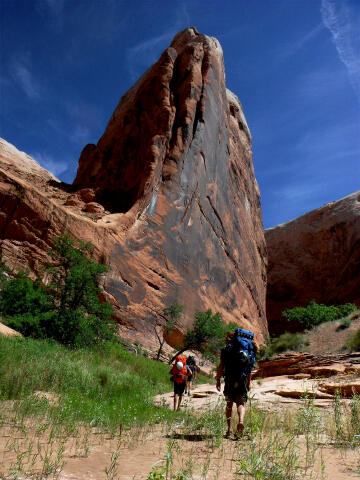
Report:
216,328,256,438
185,355,197,396
170,355,188,411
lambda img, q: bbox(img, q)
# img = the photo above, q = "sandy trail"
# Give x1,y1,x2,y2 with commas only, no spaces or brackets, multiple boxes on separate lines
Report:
1,377,359,479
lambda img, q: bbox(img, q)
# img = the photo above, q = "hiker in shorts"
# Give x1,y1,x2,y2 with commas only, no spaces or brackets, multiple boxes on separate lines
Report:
170,355,188,411
216,329,257,438
185,355,197,396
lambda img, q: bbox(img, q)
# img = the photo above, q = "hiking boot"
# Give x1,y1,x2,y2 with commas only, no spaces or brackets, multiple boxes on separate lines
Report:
235,423,244,439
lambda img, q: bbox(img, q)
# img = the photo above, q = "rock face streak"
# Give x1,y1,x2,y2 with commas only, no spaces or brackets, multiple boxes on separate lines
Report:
0,28,267,344
266,191,360,335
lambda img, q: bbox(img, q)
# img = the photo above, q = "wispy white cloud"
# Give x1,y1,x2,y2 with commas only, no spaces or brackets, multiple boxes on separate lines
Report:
278,23,324,62
126,32,174,81
126,2,192,81
11,58,40,100
31,152,68,177
321,0,360,102
278,182,325,202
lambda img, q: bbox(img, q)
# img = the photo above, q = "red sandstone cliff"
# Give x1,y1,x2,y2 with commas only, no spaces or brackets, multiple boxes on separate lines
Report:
266,191,360,335
0,28,267,345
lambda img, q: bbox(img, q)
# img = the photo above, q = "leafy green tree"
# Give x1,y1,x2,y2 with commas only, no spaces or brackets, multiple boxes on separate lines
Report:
170,309,227,363
154,301,184,361
43,234,116,347
0,270,53,338
282,300,357,330
0,271,51,317
1,235,117,348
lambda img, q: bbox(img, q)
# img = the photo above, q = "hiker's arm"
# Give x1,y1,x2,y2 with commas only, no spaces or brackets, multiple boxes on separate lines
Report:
216,361,223,391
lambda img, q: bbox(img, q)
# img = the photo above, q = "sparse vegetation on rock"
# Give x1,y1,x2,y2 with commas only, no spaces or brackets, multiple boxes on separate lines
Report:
258,332,309,359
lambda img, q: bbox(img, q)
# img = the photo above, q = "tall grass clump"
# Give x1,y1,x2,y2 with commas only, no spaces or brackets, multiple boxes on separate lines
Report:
0,336,177,430
258,332,308,359
345,327,360,352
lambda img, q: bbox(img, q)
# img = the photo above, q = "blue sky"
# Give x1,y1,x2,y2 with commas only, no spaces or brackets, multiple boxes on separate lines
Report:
0,0,359,229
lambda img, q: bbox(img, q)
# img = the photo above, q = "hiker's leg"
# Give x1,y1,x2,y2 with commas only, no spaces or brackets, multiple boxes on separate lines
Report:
188,379,192,394
177,394,183,410
226,400,233,434
173,394,178,411
236,403,246,435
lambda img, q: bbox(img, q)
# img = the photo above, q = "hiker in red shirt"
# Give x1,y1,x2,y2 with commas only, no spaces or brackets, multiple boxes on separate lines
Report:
170,355,188,411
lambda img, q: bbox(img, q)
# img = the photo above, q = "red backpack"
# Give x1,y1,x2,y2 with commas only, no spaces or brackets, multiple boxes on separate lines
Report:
170,355,187,383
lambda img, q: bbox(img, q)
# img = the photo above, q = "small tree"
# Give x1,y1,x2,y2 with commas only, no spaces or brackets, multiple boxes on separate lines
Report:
1,235,117,348
44,234,116,347
154,301,184,361
170,309,228,363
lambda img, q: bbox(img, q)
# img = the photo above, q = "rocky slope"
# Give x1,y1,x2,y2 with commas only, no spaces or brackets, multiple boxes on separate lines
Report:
266,191,360,334
0,28,267,345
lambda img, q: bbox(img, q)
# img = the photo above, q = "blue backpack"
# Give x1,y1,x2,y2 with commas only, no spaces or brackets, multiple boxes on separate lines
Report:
222,328,256,379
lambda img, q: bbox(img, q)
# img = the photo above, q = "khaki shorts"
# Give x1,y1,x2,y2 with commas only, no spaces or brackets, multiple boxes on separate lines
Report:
224,377,248,405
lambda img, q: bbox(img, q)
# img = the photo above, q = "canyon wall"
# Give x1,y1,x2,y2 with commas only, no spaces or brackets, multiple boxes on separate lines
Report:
0,27,267,346
266,191,360,335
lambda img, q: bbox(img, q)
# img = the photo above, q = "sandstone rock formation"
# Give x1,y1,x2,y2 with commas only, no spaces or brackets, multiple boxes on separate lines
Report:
266,191,360,335
0,28,267,346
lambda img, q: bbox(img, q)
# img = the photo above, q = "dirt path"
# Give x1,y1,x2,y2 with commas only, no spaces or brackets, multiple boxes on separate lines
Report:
1,378,359,479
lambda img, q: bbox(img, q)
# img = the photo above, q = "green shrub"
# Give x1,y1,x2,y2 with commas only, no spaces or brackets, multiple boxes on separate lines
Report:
336,317,351,331
345,328,360,352
258,332,308,359
0,272,52,317
1,234,117,348
282,300,357,330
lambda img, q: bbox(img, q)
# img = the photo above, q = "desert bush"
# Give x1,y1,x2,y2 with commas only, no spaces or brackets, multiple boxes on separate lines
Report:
257,332,308,359
349,310,360,321
336,317,351,331
282,300,357,330
345,327,360,352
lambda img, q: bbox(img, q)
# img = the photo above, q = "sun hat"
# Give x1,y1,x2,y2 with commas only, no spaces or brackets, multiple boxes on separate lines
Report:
176,361,184,370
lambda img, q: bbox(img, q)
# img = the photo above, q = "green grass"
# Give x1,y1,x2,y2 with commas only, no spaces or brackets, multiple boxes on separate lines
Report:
345,327,360,352
258,332,309,359
0,336,183,429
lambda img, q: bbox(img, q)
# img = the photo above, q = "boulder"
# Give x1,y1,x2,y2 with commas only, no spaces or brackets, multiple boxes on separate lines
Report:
65,194,85,208
82,202,105,214
78,188,96,203
0,28,268,347
0,321,22,338
266,191,360,335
